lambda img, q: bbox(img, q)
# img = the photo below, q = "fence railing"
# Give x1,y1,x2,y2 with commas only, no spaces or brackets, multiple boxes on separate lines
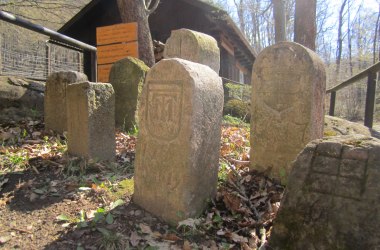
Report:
0,38,83,80
0,10,97,81
327,61,380,128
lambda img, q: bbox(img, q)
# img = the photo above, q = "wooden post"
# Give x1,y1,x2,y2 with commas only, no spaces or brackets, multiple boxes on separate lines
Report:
329,91,336,116
364,71,377,128
45,43,51,79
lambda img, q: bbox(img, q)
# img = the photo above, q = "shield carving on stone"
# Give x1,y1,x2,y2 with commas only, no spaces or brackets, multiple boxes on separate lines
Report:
146,81,183,141
260,69,303,113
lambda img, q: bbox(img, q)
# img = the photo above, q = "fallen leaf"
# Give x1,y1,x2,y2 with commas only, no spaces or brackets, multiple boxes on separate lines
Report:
33,189,45,195
223,192,241,213
216,229,226,236
129,231,141,247
0,235,11,244
32,131,41,138
29,193,39,202
61,223,71,228
139,223,152,234
106,213,114,224
183,240,192,250
177,218,201,229
162,233,182,242
241,242,252,250
56,214,70,221
0,132,13,141
227,232,248,243
110,199,124,210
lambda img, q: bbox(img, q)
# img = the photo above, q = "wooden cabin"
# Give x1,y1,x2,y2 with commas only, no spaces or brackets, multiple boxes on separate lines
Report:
58,0,256,84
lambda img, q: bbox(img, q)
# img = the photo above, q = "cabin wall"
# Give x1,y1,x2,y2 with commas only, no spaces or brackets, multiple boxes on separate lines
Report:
149,0,216,42
60,0,253,83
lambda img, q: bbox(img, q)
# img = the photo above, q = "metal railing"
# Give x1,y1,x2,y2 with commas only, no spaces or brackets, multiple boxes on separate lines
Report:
0,10,97,81
327,61,380,128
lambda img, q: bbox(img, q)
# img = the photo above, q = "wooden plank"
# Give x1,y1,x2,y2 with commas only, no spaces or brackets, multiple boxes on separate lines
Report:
97,42,138,65
98,64,113,83
221,34,234,56
96,22,138,45
327,61,380,93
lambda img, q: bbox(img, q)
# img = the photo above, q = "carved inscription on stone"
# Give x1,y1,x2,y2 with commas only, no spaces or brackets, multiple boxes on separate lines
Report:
146,81,183,141
251,42,326,183
134,58,224,225
258,69,304,113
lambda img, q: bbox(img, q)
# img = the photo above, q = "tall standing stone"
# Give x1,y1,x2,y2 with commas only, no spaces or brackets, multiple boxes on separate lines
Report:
164,29,220,73
66,82,115,161
44,71,88,133
134,58,224,224
109,57,149,131
269,135,380,249
251,42,326,183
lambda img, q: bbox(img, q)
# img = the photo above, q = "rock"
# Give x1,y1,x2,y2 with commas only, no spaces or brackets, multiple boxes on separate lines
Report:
324,115,380,139
134,58,224,225
66,81,115,161
164,29,220,73
44,71,88,133
250,41,326,184
0,107,41,123
109,57,149,131
269,135,380,250
0,76,44,111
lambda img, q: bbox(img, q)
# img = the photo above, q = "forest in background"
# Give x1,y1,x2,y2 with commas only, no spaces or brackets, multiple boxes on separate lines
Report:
209,0,380,121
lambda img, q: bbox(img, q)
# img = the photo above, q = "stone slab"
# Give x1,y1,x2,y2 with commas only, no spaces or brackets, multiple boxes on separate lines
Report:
66,81,115,161
269,135,380,250
250,41,326,183
164,29,220,73
44,71,88,133
134,58,224,225
109,57,149,131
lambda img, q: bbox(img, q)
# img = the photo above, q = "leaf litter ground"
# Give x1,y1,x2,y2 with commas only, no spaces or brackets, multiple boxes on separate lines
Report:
0,117,284,249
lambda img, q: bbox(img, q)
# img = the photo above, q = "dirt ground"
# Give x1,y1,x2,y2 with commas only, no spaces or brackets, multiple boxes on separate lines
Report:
0,116,284,250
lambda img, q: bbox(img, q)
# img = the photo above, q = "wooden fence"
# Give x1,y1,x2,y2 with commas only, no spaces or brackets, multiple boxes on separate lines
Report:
327,61,380,128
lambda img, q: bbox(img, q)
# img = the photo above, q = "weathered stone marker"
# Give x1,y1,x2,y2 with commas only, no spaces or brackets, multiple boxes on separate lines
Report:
251,42,326,183
109,57,149,131
269,135,380,249
134,58,224,224
44,71,88,133
164,28,220,73
66,81,115,161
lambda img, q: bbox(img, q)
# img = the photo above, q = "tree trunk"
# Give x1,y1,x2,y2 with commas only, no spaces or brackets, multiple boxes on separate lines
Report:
294,0,317,50
347,0,353,76
335,0,348,78
116,0,156,67
233,0,246,35
373,3,380,64
273,0,286,43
